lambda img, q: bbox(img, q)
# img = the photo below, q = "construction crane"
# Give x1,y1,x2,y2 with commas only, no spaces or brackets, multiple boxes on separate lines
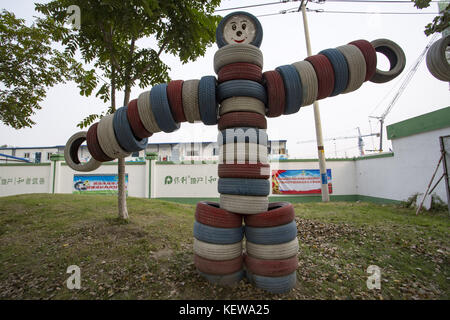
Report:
296,127,379,156
369,34,439,152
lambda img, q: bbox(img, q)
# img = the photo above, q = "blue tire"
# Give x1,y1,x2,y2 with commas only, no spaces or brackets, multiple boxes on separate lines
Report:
112,106,148,152
198,269,244,286
218,178,270,196
217,80,267,104
275,65,303,115
245,220,297,245
246,271,296,294
198,76,218,125
194,221,244,244
216,11,263,48
318,48,349,96
150,84,180,133
218,127,267,146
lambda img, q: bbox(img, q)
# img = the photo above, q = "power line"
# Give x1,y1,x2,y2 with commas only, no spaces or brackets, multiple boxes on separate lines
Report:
311,0,440,3
215,1,294,12
307,8,439,14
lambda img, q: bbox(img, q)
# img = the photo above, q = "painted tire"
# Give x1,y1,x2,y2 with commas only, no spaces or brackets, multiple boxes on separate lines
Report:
194,254,243,275
369,39,406,84
219,97,265,116
218,163,270,179
245,220,297,245
194,221,243,244
214,44,263,74
244,254,298,277
246,271,296,294
426,35,450,82
349,39,377,82
182,79,202,123
275,65,303,115
218,178,270,196
304,54,335,100
193,238,242,261
244,202,295,227
65,131,102,171
86,122,113,162
195,201,242,228
246,238,299,260
218,112,267,131
291,60,318,107
97,114,131,159
262,70,285,117
220,194,268,215
318,48,349,97
336,44,367,93
150,84,180,133
218,63,263,83
113,106,148,152
137,91,161,133
218,127,267,146
198,76,218,125
216,11,263,48
126,99,152,139
197,269,244,286
217,80,267,104
219,142,268,164
167,80,186,123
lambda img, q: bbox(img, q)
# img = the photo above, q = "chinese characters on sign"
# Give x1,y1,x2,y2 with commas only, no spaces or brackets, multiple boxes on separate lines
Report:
164,175,217,185
0,177,45,186
272,169,332,194
73,174,128,194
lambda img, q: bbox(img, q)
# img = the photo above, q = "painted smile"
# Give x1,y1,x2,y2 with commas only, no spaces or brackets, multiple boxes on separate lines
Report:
233,38,245,43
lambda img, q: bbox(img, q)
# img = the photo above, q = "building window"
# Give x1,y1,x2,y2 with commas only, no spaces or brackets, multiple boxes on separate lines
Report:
24,152,30,158
47,152,53,160
186,150,199,156
213,148,218,156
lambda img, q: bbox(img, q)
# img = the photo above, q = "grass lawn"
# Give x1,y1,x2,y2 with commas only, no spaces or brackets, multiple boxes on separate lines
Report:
0,194,448,300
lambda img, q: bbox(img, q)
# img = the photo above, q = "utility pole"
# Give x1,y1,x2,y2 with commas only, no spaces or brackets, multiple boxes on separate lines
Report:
299,0,330,202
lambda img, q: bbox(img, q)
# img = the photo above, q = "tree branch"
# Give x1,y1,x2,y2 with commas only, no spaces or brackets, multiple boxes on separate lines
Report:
97,21,121,72
130,39,168,83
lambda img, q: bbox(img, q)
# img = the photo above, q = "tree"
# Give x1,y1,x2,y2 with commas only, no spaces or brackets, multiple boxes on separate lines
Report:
0,10,95,129
36,0,221,219
413,0,449,36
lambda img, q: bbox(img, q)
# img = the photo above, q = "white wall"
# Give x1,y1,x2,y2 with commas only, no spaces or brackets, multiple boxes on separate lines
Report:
0,164,51,196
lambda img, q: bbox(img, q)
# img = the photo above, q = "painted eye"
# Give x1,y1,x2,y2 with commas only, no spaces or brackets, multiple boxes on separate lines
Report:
242,23,246,30
232,24,236,31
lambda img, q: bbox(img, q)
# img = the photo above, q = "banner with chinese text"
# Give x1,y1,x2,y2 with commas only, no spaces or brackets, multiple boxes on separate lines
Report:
73,174,128,194
272,169,332,194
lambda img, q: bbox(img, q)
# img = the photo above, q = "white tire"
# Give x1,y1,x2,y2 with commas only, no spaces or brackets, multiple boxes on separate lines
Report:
97,114,131,159
246,238,299,260
137,90,161,133
193,239,242,261
336,44,366,93
292,60,318,106
220,194,269,215
219,142,268,164
64,131,101,172
219,96,266,116
214,44,263,74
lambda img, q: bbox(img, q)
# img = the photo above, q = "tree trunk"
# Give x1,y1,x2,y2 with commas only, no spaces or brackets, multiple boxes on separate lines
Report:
117,156,129,219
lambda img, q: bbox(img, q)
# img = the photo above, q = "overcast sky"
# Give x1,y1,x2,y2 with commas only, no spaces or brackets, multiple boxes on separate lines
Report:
0,0,448,158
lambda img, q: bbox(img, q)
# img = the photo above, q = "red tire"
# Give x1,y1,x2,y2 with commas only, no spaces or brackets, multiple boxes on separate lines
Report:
218,163,270,179
262,70,285,117
244,254,298,277
218,63,263,83
304,54,335,100
244,202,295,227
195,254,243,275
349,40,377,82
86,122,114,162
126,99,152,139
218,112,267,131
195,201,242,228
167,80,186,123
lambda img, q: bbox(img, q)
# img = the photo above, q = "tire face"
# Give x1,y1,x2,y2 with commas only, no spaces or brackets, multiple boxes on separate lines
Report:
369,39,406,84
86,122,113,162
426,35,450,82
291,60,318,107
194,239,243,261
218,112,267,131
97,114,131,159
214,44,263,74
218,62,263,83
198,76,218,125
150,84,180,133
219,142,268,164
216,11,263,48
244,254,298,277
246,238,299,260
167,80,186,123
195,201,243,228
197,269,245,286
218,178,270,196
126,99,152,140
218,127,268,146
217,80,267,104
65,131,102,172
304,54,335,100
194,221,244,244
220,97,266,116
113,106,148,152
262,70,285,117
195,254,243,275
275,65,303,114
182,79,202,123
137,90,161,134
244,202,295,227
349,39,377,82
336,44,367,93
220,194,269,215
218,163,270,179
318,48,349,96
245,220,297,245
246,271,296,294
